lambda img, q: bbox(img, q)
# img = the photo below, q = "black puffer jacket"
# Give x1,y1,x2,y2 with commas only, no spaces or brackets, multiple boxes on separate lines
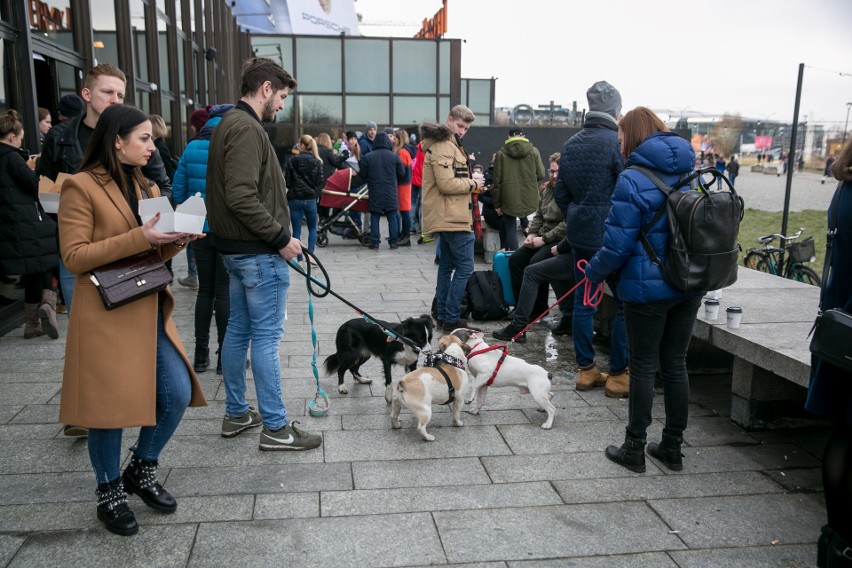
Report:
285,152,324,200
0,143,58,275
318,145,347,182
359,132,406,213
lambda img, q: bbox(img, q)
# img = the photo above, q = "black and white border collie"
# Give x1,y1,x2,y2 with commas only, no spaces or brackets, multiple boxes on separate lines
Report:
323,314,433,401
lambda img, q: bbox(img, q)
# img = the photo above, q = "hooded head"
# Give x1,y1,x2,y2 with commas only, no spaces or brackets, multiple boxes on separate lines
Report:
586,81,622,119
190,106,211,132
372,130,392,151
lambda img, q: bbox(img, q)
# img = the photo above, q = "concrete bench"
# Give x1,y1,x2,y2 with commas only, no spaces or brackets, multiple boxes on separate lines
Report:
763,166,779,175
690,267,819,429
751,165,764,173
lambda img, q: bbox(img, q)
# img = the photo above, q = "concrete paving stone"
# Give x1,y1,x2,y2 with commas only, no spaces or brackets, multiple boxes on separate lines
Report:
321,481,563,517
0,471,100,505
728,443,822,470
252,492,320,519
210,378,320,400
470,389,591,411
312,395,400,416
0,405,22,424
669,543,816,567
750,428,830,459
0,371,63,384
520,406,619,425
573,388,632,407
157,434,325,468
343,409,530,431
553,470,783,504
507,551,678,567
0,341,66,360
165,462,352,496
188,513,445,568
763,467,824,493
670,444,821,475
607,401,722,421
0,383,60,405
496,421,663,455
0,423,62,440
353,457,491,490
482,452,663,484
7,524,197,568
648,493,825,548
169,413,341,436
324,425,512,462
434,503,685,563
0,439,98,474
679,416,761,447
0,358,63,373
133,494,255,525
0,535,24,567
179,399,306,420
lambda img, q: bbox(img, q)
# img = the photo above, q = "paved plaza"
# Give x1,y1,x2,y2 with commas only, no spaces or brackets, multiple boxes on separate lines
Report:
0,231,827,567
730,167,835,213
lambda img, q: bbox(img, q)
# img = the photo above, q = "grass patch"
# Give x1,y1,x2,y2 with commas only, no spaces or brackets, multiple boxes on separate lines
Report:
738,209,827,276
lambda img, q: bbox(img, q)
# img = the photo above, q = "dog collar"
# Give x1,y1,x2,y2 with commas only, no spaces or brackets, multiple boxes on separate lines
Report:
424,352,465,369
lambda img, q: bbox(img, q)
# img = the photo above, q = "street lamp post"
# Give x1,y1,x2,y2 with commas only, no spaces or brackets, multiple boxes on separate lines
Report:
842,102,852,147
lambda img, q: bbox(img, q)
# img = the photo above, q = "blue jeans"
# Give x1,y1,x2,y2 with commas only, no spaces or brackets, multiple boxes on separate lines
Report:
624,296,702,441
411,185,422,232
370,210,399,247
289,199,318,260
186,243,197,275
571,247,629,372
435,231,475,323
397,210,411,238
59,259,75,313
87,311,192,483
221,254,289,430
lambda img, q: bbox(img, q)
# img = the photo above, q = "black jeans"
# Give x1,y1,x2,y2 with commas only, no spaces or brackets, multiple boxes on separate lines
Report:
194,236,229,350
511,252,575,327
509,244,574,316
21,270,51,304
624,295,702,441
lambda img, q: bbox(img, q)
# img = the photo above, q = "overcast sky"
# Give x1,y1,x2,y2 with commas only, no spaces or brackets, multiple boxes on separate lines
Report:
355,0,852,128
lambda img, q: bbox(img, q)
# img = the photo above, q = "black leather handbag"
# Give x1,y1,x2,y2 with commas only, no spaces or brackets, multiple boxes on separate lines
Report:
809,183,852,372
89,248,171,310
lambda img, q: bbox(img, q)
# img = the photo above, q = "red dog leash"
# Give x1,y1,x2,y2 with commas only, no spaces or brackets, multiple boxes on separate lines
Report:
467,259,605,386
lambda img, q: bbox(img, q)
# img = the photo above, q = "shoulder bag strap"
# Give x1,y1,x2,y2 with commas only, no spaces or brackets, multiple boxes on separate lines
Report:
627,165,672,267
820,182,843,300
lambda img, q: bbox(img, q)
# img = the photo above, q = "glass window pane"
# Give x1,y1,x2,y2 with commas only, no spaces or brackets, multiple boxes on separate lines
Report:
27,0,75,50
252,38,294,75
295,38,340,92
137,91,150,113
274,96,294,123
439,97,449,122
345,95,388,127
133,29,148,81
174,0,183,30
56,60,78,98
92,1,118,68
344,39,388,93
474,113,490,126
177,38,186,95
0,42,8,112
439,41,450,95
158,25,171,91
460,79,468,106
392,40,435,94
393,96,436,127
300,95,342,126
468,79,491,114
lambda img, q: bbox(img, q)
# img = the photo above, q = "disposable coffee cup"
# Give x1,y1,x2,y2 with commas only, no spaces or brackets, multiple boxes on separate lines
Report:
704,299,720,320
726,306,743,329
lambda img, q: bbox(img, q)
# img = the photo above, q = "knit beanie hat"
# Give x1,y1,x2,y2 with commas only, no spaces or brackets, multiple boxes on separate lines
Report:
190,106,211,131
366,120,378,130
57,94,84,118
586,81,622,118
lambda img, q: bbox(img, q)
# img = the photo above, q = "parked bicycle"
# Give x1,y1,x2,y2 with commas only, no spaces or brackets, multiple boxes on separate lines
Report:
743,227,821,286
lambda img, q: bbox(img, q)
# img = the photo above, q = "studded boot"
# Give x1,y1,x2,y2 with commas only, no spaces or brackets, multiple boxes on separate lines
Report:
647,432,684,471
193,346,209,373
96,478,138,536
122,453,177,513
23,303,43,339
605,434,646,473
37,289,59,339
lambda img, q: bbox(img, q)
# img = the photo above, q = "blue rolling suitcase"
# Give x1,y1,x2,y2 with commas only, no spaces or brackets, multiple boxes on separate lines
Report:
492,251,516,307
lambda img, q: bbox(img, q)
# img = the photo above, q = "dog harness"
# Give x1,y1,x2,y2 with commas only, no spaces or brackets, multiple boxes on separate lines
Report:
423,352,461,404
467,343,509,387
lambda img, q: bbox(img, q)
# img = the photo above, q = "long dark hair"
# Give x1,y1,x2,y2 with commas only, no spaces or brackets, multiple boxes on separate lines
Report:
79,104,150,197
832,138,852,182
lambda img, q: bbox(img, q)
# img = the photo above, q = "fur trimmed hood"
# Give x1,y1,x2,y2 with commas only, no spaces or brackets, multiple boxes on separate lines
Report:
419,121,452,151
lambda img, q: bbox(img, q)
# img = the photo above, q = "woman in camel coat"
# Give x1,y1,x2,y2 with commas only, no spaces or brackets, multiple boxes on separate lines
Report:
58,104,206,536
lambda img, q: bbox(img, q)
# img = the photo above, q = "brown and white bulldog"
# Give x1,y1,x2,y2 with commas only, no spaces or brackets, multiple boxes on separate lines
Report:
390,335,471,441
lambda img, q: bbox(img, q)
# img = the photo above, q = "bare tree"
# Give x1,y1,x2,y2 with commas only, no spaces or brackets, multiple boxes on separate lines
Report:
708,113,743,157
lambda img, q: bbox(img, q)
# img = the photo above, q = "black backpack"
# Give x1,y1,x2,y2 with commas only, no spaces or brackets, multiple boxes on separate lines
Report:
466,270,509,321
631,166,744,293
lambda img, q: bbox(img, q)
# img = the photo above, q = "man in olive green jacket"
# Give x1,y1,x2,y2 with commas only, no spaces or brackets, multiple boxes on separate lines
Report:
492,128,546,251
206,57,322,452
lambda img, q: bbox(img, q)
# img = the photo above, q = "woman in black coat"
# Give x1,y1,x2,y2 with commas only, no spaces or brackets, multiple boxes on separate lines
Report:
806,139,852,567
285,135,324,264
0,110,59,338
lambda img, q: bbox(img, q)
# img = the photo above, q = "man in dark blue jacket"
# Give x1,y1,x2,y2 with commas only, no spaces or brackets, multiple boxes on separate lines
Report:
360,131,406,249
555,80,629,397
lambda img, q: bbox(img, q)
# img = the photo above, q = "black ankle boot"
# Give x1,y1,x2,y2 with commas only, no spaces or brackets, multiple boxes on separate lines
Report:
122,454,176,513
605,435,646,473
819,525,836,567
647,432,684,471
216,349,222,375
193,346,209,373
827,530,852,567
96,478,138,536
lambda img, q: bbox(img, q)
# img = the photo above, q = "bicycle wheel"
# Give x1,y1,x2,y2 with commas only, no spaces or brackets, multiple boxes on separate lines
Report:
752,254,773,274
788,264,821,287
743,251,765,270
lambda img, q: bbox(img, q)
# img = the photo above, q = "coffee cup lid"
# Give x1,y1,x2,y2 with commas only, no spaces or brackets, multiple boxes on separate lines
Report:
726,306,743,313
705,299,720,305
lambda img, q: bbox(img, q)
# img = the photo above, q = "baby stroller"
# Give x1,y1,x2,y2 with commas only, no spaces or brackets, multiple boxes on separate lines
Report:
316,168,371,248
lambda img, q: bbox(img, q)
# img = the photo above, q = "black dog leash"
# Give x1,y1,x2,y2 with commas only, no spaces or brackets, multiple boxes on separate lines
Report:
287,248,429,355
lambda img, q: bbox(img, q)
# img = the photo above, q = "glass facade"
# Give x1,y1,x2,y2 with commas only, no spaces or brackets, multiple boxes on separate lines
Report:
6,0,248,154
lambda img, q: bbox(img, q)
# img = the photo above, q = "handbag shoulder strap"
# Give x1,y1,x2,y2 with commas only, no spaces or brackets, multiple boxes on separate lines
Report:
820,182,843,293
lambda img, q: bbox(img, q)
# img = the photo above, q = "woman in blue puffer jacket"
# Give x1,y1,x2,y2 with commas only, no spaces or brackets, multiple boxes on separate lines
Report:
584,106,702,474
172,104,234,373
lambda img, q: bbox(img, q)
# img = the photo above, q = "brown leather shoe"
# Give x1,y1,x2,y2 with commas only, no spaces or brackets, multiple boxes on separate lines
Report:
605,369,630,398
575,364,608,391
